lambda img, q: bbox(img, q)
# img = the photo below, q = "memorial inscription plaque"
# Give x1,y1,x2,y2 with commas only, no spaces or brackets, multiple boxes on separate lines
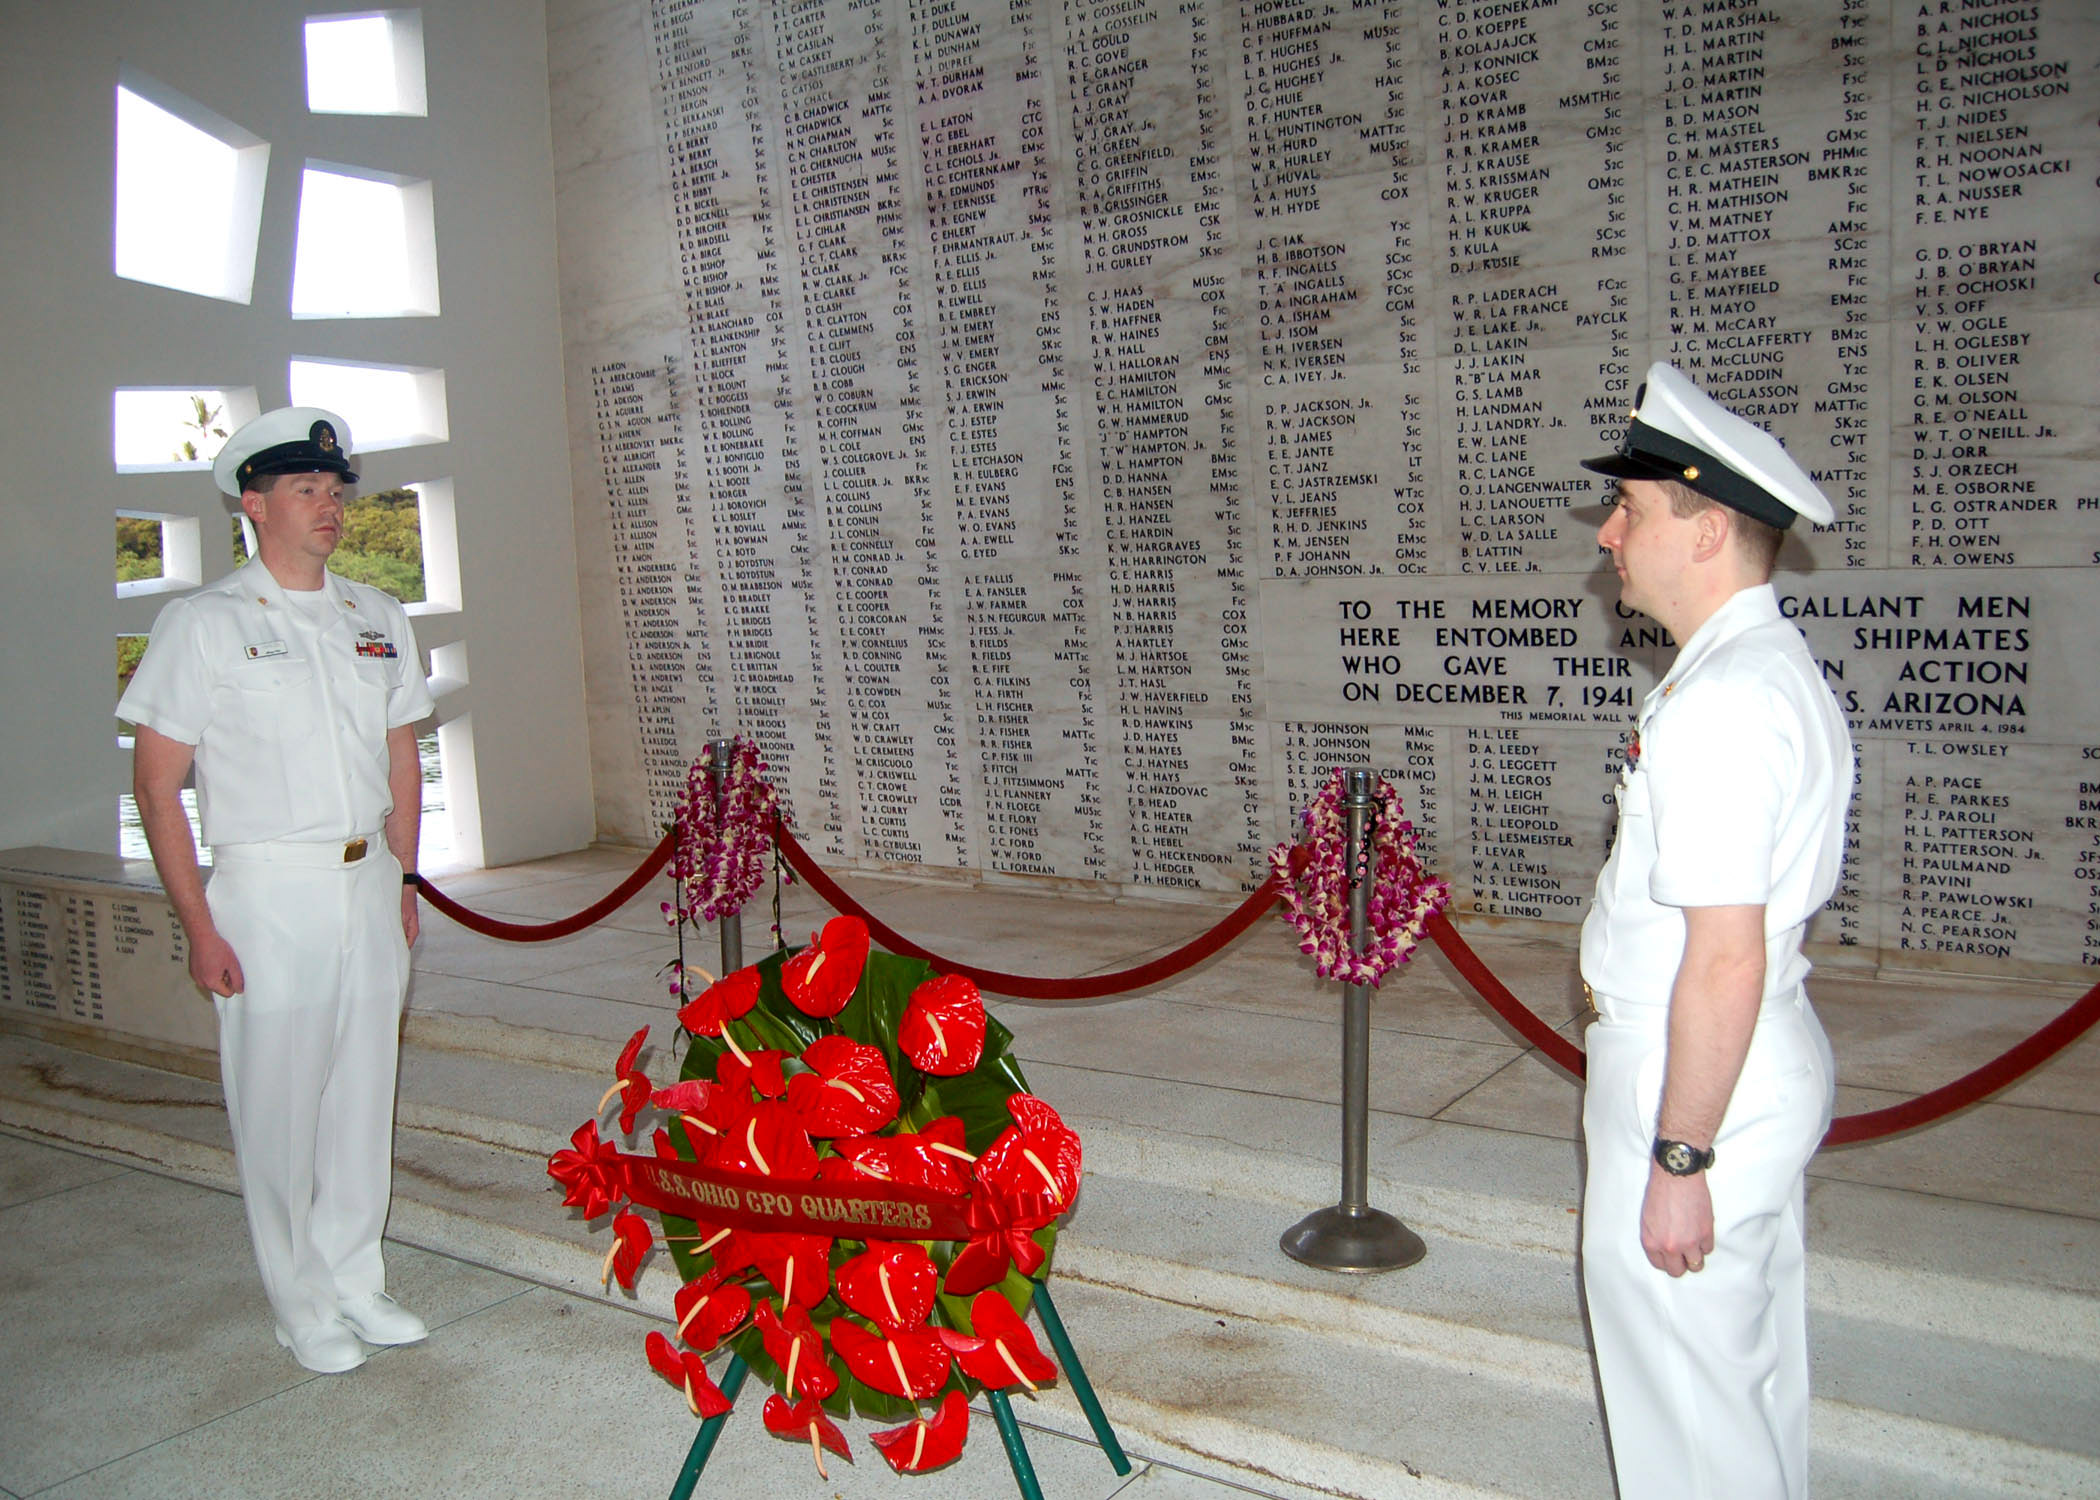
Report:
555,0,2098,974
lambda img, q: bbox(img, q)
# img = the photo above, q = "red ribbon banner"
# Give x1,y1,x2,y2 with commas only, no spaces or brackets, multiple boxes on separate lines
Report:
616,1153,977,1242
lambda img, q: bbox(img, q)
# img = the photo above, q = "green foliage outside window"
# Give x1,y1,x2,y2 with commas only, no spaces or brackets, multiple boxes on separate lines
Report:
117,517,163,582
117,634,148,732
331,487,426,603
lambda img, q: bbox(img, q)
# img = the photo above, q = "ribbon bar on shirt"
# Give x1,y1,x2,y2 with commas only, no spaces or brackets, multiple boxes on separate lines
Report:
616,1153,977,1241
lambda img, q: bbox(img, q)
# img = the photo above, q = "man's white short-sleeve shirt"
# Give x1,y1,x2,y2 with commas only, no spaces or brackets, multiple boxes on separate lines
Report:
1580,583,1854,1017
119,559,435,847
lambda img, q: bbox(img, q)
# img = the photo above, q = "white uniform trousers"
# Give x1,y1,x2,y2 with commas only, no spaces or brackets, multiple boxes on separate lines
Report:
206,847,411,1335
1580,996,1835,1500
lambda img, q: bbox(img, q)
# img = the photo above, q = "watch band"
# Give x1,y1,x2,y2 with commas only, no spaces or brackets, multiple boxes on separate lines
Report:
1652,1137,1716,1176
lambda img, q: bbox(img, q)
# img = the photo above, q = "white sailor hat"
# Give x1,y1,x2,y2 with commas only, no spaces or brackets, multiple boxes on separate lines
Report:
213,406,357,497
1580,362,1831,528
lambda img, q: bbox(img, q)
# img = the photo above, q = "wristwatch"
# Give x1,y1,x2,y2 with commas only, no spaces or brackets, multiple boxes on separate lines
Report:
1652,1137,1716,1176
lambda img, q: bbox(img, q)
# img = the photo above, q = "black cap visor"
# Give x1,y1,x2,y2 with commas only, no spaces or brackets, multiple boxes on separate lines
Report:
1580,450,1684,484
238,442,358,491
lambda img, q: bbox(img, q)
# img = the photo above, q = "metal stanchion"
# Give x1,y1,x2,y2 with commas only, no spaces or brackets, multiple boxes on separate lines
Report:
1280,768,1426,1273
710,738,743,974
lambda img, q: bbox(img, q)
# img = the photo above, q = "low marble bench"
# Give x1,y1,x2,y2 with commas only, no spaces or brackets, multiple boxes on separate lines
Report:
0,847,219,1079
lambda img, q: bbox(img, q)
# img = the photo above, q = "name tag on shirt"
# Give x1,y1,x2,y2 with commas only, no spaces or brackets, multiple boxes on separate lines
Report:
244,640,289,660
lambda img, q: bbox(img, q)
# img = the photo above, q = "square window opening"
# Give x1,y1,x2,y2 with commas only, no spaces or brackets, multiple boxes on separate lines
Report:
117,512,203,599
306,11,428,117
113,386,261,474
114,70,269,303
291,163,439,319
288,357,448,451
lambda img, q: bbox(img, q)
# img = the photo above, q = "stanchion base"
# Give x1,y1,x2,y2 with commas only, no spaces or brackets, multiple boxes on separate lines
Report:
1280,1204,1425,1272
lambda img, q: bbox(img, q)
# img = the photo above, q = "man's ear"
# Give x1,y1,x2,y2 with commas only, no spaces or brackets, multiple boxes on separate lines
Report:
239,488,267,527
1690,502,1731,564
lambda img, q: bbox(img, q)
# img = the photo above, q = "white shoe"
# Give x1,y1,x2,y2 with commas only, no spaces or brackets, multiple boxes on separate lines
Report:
337,1291,428,1346
276,1319,367,1374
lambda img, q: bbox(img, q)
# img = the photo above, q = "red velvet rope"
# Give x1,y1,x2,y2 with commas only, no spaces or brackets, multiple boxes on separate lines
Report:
773,822,1280,1000
1425,909,2100,1147
409,827,675,942
1426,912,1590,1078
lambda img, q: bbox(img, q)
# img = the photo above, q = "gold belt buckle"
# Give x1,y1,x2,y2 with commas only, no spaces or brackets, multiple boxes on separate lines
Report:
343,837,369,863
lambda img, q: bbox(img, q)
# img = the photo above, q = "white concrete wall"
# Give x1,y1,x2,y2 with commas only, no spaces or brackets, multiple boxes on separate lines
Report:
0,0,595,868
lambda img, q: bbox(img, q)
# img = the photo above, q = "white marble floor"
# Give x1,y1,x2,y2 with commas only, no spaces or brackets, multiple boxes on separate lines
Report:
0,1130,1278,1500
4,843,2095,1499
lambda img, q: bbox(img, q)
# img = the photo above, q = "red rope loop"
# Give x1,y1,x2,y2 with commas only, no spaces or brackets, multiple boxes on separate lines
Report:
1425,910,2100,1147
773,821,1279,1001
1426,913,1589,1079
409,827,675,942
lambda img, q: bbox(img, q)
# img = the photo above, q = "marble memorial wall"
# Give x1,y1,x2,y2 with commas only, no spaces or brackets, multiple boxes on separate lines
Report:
555,0,2100,975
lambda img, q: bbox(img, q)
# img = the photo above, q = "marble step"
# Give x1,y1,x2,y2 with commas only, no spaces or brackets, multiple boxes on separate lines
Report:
394,1005,2100,1369
11,1020,2097,1373
6,1027,2096,1499
1050,1172,2100,1496
1033,1275,2100,1500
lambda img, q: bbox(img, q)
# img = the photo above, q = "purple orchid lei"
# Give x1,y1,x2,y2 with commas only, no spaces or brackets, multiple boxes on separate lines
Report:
1269,768,1448,988
668,737,790,930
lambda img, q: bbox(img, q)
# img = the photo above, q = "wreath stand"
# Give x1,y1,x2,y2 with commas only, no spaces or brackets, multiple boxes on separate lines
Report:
665,1281,1129,1500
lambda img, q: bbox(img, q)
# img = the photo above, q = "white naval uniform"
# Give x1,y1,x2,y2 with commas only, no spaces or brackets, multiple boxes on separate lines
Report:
1578,583,1852,1500
119,558,434,1336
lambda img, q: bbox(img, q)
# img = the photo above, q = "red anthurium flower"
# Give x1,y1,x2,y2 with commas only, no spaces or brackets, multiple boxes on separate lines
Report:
649,1078,720,1115
830,1117,974,1194
762,1394,852,1480
651,1078,746,1150
829,1316,952,1399
677,966,760,1038
672,1267,751,1352
754,1299,840,1400
662,1215,752,1276
645,1330,733,1419
870,1390,970,1474
946,1097,1080,1294
597,1026,653,1136
744,1231,833,1310
785,1036,899,1137
716,1045,788,1100
946,1291,1058,1392
547,1119,625,1220
900,973,987,1076
976,1094,1083,1227
615,1025,649,1078
708,1100,818,1182
602,1209,651,1290
833,1242,939,1336
781,915,869,1017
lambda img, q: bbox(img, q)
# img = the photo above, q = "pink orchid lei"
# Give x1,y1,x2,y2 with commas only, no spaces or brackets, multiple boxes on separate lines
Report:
1269,768,1448,988
670,738,790,925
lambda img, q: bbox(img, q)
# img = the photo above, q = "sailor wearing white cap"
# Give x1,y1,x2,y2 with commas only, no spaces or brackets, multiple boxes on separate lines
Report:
121,406,435,1374
1575,364,1853,1499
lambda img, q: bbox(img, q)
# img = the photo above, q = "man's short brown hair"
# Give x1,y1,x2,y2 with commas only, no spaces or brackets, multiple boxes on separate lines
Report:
1662,479,1783,576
